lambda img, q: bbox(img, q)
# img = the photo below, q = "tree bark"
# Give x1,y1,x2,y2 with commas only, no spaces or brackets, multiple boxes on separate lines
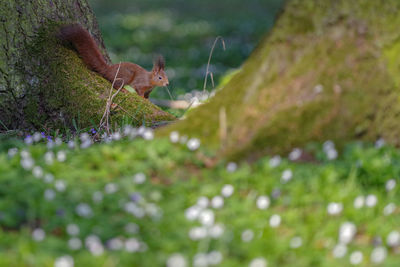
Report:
164,0,400,160
0,0,174,132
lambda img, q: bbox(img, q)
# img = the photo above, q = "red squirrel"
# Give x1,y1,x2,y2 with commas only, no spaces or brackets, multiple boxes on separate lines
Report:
58,24,169,98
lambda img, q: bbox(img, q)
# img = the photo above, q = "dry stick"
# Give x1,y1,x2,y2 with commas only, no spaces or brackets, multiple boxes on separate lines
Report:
202,36,226,95
99,62,124,135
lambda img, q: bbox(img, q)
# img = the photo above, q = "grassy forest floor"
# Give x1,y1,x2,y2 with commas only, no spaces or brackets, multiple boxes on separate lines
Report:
0,131,400,266
1,1,400,266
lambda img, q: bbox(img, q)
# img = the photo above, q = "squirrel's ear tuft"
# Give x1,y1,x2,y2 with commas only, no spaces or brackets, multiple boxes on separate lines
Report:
153,55,165,71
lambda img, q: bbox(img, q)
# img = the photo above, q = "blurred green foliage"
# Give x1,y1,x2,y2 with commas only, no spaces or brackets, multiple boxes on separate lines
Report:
0,135,400,266
89,0,284,99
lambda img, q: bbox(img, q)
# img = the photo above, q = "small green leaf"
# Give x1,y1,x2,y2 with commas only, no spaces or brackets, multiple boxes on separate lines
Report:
124,85,136,93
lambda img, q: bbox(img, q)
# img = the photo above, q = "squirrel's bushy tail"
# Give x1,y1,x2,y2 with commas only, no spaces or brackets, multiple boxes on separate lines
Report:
58,24,110,76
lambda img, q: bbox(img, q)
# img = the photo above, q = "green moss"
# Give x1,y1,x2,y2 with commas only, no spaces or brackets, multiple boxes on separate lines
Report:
18,23,175,131
161,0,400,160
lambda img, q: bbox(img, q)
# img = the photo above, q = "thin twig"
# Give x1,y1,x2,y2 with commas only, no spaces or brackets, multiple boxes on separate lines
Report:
183,98,197,114
203,36,226,94
165,85,174,100
0,118,9,131
98,62,124,135
115,105,141,123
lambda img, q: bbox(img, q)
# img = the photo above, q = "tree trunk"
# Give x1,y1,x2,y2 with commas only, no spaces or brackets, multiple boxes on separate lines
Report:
0,0,174,132
164,0,400,160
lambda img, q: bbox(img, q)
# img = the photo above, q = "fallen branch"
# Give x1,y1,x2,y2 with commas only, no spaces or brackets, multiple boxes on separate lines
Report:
149,98,192,109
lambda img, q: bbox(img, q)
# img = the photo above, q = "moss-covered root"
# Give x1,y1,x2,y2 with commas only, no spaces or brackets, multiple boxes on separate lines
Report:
19,25,175,130
161,0,400,160
0,0,175,131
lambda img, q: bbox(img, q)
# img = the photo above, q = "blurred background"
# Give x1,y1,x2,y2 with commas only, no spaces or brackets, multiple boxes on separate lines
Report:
89,0,284,101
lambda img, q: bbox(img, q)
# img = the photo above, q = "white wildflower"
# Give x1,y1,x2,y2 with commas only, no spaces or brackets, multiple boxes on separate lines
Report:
66,224,80,236
281,169,293,183
189,227,208,240
125,238,141,253
269,214,281,228
290,236,303,248
332,244,347,258
133,172,146,184
92,191,103,203
67,140,75,149
44,174,54,183
197,197,209,209
32,228,45,241
199,209,214,226
211,196,224,209
339,222,356,244
256,195,270,210
365,194,377,207
207,251,223,265
383,203,396,216
142,129,154,140
269,155,281,168
289,148,302,161
387,231,400,247
56,151,67,162
44,151,54,165
167,254,186,267
349,251,363,265
314,84,324,94
226,162,237,172
32,132,42,142
241,229,254,242
221,184,234,197
44,189,56,201
68,238,82,250
108,237,124,250
21,158,34,170
169,131,180,143
187,138,200,151
76,203,93,218
104,183,118,194
32,166,44,178
327,202,343,215
8,148,18,158
371,246,387,264
353,196,364,209
185,206,202,221
54,255,74,267
386,179,396,191
55,180,66,192
249,257,267,267
208,223,225,239
193,253,208,267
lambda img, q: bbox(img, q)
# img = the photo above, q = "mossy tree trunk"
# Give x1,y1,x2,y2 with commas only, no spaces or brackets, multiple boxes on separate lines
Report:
166,0,400,160
0,0,174,132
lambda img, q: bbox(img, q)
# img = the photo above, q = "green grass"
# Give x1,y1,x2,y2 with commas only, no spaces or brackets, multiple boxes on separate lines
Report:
0,132,399,266
89,0,284,99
